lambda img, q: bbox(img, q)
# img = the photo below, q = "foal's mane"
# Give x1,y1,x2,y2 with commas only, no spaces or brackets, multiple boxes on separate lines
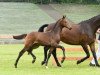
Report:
50,19,62,32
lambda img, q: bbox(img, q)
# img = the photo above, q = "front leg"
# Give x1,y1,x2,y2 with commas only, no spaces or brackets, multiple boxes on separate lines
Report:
52,48,61,67
45,47,54,68
41,46,50,65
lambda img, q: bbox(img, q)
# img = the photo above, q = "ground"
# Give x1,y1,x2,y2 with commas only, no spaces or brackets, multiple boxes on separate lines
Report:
0,44,100,75
0,2,100,75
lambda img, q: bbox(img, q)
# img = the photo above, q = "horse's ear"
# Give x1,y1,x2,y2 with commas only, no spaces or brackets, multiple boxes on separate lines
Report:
62,15,66,19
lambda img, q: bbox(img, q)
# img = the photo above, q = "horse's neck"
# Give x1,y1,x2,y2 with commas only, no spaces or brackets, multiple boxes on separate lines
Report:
90,17,100,34
80,16,100,35
51,23,62,35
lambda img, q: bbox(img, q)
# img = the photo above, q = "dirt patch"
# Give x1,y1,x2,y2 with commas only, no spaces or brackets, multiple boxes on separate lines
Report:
57,47,83,51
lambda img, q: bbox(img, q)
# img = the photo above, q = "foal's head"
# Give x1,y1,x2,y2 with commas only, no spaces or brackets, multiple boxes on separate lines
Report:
59,15,72,30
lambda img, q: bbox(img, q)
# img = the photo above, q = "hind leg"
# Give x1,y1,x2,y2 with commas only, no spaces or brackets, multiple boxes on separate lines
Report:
14,47,26,68
56,45,66,63
28,43,39,64
89,43,100,67
77,44,90,64
28,51,36,64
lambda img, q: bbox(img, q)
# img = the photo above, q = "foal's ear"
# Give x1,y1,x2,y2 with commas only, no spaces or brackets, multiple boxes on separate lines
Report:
62,15,66,19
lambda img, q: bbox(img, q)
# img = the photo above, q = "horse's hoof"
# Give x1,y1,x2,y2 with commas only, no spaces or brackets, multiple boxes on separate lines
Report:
96,64,100,67
32,60,36,63
57,64,62,67
45,66,48,69
61,57,65,63
61,59,65,63
41,61,45,65
14,64,17,68
89,63,95,67
77,60,81,65
15,66,17,68
61,60,64,63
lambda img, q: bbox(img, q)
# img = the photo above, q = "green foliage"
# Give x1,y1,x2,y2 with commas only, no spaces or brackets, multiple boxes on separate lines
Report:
55,0,99,4
0,0,99,4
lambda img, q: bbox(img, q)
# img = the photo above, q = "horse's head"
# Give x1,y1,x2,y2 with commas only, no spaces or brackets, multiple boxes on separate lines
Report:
60,15,72,30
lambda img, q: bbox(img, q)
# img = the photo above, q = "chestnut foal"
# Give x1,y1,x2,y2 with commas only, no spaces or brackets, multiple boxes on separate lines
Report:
14,16,72,68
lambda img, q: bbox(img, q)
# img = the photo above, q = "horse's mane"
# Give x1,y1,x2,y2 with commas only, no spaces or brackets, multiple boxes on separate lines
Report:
79,15,100,25
50,19,62,32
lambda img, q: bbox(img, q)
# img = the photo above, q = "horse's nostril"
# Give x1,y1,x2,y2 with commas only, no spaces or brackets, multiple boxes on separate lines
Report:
69,28,72,30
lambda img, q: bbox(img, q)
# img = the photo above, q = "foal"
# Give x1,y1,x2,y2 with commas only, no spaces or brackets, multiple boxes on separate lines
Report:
14,16,72,68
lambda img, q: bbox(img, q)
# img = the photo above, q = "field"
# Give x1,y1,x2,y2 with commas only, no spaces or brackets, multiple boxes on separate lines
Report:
0,2,54,34
0,2,100,75
0,44,100,75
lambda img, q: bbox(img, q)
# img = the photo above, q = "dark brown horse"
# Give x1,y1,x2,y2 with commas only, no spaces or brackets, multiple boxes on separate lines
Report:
38,15,100,67
14,16,72,68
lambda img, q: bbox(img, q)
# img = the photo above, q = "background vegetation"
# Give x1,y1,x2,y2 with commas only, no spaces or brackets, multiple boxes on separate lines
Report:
0,0,100,4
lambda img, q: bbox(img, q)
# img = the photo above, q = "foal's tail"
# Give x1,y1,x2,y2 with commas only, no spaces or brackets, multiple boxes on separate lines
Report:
13,24,48,40
38,24,49,32
13,34,27,40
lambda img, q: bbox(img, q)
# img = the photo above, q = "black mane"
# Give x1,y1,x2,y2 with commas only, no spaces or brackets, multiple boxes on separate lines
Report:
79,14,100,25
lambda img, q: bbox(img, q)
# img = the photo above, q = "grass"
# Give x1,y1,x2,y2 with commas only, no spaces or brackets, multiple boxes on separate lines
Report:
0,3,100,34
0,2,54,34
0,44,100,75
50,4,100,23
0,3,100,75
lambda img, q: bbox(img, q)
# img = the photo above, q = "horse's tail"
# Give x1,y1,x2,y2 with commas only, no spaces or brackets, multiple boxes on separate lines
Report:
13,34,27,40
38,24,49,32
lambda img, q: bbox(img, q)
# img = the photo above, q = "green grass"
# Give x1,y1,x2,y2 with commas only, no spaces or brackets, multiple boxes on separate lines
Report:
0,3,100,34
0,44,100,75
51,4,100,23
0,2,54,34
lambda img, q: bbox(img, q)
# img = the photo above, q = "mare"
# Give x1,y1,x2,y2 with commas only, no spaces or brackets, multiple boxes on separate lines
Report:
38,15,100,67
14,16,72,68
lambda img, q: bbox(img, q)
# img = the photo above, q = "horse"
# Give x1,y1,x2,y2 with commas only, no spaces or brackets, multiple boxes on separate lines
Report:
14,16,72,68
38,15,100,67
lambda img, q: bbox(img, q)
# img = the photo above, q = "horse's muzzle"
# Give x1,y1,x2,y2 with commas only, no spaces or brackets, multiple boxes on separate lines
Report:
69,28,72,30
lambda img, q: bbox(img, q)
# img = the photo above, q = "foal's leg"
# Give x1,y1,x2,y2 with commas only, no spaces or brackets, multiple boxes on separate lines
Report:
14,47,26,68
77,44,90,64
41,46,61,67
89,43,100,67
41,46,50,65
52,48,61,67
28,50,36,64
56,45,66,63
45,47,54,68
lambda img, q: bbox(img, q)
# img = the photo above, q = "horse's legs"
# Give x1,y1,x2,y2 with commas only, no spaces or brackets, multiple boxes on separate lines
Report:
29,51,36,63
45,47,54,68
56,45,66,63
41,46,61,67
52,48,61,67
41,46,50,65
89,43,100,67
77,44,90,64
14,47,26,68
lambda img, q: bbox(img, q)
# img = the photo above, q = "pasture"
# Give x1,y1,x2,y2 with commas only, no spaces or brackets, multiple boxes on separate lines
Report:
0,2,100,75
0,44,100,75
